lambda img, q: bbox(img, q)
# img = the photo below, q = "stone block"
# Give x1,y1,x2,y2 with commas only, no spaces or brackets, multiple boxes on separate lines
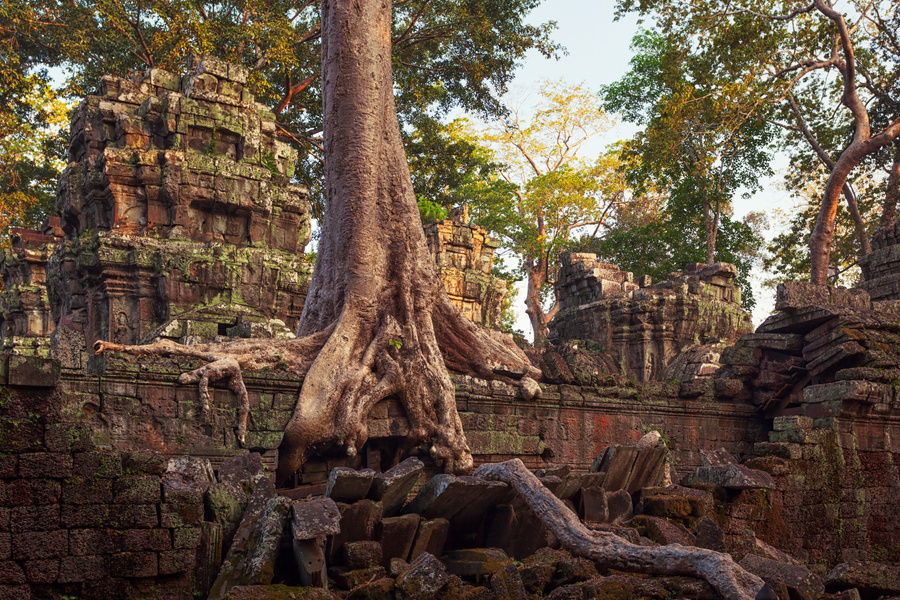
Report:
122,450,167,475
824,560,900,597
775,282,870,311
114,475,161,503
217,452,267,490
69,528,122,556
395,552,449,600
7,356,59,387
342,540,383,570
740,554,824,600
683,464,776,490
408,517,449,563
22,559,58,584
291,497,341,540
159,548,196,574
18,453,72,478
122,528,171,552
404,474,507,521
377,514,420,567
10,505,60,532
73,451,122,478
369,457,423,516
444,548,512,578
109,551,158,578
326,467,375,503
327,500,382,563
57,555,107,583
208,494,290,600
579,486,608,525
605,489,633,524
12,530,68,560
7,479,61,506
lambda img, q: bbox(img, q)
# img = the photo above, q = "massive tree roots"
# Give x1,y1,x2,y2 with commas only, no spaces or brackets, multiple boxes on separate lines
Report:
93,296,539,484
475,459,770,600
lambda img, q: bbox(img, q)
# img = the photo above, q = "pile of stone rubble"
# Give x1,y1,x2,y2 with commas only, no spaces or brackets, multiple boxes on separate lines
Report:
174,433,900,600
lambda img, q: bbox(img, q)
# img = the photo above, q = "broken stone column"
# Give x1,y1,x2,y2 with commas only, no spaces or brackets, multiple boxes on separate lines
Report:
291,496,342,588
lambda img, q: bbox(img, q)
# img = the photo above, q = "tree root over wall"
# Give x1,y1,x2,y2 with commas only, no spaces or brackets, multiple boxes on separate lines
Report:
475,459,772,600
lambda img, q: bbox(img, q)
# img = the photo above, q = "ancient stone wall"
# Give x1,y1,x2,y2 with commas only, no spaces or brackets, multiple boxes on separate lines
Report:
0,220,64,357
551,253,753,381
425,219,506,329
0,387,209,600
860,221,900,301
46,54,313,352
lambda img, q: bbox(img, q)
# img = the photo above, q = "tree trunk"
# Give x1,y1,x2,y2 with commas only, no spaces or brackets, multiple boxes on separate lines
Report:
474,459,770,600
524,265,548,345
703,196,716,265
881,147,900,226
95,0,542,486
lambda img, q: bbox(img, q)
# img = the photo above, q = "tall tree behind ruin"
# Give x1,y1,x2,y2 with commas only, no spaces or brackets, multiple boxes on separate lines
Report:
469,81,621,343
612,0,900,284
1,0,560,217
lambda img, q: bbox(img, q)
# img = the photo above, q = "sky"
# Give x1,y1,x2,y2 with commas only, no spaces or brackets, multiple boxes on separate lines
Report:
499,0,792,335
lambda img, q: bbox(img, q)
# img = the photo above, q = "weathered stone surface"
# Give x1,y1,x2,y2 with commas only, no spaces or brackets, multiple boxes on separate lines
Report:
342,540,382,570
739,554,825,600
578,485,608,525
701,448,737,467
225,585,337,599
551,255,752,381
346,577,394,600
395,552,449,600
605,489,633,524
404,474,507,521
683,464,776,490
443,548,512,578
377,514,420,567
330,566,387,590
824,561,900,597
775,282,871,311
630,515,695,546
167,456,215,484
408,518,449,563
369,457,423,516
490,563,527,600
326,467,375,503
218,453,268,491
207,478,284,600
291,497,341,540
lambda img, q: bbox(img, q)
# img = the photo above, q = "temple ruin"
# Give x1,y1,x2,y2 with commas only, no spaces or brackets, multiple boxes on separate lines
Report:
0,56,898,600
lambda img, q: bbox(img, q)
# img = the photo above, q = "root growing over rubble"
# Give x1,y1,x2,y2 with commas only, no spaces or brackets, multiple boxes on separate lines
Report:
94,0,540,486
474,459,770,600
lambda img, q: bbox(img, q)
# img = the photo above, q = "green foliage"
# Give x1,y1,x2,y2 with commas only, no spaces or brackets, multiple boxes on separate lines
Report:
610,1,900,280
4,0,561,219
0,20,67,245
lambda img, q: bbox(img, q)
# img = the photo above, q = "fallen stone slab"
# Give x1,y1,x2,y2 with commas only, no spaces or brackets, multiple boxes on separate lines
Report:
342,540,383,570
326,467,375,503
701,448,738,467
225,584,337,599
291,496,342,588
395,552,450,600
377,513,420,567
209,495,292,600
683,464,776,490
740,554,824,600
775,282,870,311
408,518,449,562
825,560,900,598
292,497,342,540
443,548,512,578
327,500,383,563
491,563,527,600
404,474,508,521
369,457,423,516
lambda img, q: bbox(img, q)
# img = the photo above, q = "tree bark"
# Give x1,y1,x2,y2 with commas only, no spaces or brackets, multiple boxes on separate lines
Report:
524,264,549,345
474,459,769,600
95,0,542,486
807,0,900,283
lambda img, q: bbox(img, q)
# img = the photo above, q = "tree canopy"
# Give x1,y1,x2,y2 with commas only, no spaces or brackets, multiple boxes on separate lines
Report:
611,0,900,284
1,0,561,218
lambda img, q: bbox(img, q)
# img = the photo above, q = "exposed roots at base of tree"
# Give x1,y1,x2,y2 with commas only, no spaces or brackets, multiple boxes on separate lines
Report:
92,299,540,485
474,459,770,600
